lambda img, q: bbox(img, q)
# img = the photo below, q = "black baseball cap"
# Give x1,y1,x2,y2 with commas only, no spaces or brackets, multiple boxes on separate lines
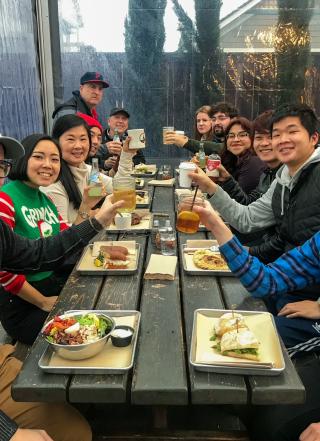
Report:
109,107,130,118
0,134,24,159
80,72,109,88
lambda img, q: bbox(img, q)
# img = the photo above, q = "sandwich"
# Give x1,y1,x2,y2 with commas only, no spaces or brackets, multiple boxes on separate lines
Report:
214,312,247,338
210,312,260,361
219,329,260,361
93,245,130,269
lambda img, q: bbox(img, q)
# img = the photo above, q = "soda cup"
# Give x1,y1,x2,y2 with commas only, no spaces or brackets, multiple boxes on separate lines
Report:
206,154,221,178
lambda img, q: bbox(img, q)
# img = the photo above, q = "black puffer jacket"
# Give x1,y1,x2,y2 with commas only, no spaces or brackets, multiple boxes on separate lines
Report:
52,91,94,120
250,160,320,269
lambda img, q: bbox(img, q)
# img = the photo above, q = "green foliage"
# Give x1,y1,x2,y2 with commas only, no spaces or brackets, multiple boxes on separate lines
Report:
125,0,167,153
275,0,314,104
194,0,223,107
171,0,195,53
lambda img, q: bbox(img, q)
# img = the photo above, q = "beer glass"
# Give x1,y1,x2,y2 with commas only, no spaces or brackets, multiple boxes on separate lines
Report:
112,177,136,213
176,194,204,234
163,126,174,145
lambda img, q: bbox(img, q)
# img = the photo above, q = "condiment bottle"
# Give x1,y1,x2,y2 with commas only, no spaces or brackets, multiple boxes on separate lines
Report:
88,158,103,196
198,142,206,170
206,153,221,179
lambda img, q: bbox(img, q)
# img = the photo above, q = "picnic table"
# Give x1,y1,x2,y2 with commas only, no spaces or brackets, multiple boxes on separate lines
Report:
12,178,305,438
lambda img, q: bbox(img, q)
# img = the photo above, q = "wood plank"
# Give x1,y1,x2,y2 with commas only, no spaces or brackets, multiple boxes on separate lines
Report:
178,232,248,405
12,265,104,402
131,231,188,405
151,186,175,212
69,235,147,403
220,278,305,405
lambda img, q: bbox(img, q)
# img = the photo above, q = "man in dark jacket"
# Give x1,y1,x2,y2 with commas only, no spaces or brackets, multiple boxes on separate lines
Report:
0,134,124,441
98,107,145,171
52,71,109,122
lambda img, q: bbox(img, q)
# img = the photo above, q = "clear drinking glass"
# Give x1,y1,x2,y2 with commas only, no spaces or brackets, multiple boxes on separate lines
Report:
176,194,205,234
163,126,174,144
112,176,136,213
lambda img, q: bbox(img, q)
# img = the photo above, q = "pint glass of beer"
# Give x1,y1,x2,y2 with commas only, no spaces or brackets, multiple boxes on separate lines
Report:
163,126,174,144
176,194,204,234
112,177,136,213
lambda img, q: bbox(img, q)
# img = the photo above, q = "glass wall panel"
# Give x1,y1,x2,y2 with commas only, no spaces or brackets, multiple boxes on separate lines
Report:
56,0,320,160
0,0,43,139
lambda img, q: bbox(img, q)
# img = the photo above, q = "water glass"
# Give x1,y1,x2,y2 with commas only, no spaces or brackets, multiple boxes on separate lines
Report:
159,228,176,256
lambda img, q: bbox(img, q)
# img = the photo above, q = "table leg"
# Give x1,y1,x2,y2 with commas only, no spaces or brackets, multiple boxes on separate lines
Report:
152,406,168,429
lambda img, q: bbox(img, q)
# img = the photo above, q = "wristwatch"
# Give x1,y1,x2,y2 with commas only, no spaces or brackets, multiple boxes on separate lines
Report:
79,210,90,219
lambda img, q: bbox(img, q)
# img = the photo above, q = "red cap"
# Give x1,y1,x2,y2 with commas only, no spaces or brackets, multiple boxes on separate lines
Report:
77,112,103,133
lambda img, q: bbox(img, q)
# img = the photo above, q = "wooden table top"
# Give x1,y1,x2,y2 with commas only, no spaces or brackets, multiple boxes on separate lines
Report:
12,182,305,406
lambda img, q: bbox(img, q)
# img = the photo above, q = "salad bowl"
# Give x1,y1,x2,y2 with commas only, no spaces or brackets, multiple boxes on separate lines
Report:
41,312,115,361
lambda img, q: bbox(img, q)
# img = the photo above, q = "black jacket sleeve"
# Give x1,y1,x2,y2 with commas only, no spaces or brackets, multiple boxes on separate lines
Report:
220,176,262,205
183,139,224,155
0,219,101,273
133,149,146,166
249,232,286,263
0,410,18,441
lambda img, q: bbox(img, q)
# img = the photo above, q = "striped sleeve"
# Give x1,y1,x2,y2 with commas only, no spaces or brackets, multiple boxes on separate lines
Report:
219,233,320,297
0,192,26,294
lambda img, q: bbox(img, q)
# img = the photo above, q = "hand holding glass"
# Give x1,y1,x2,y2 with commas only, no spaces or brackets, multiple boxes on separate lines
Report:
176,194,205,234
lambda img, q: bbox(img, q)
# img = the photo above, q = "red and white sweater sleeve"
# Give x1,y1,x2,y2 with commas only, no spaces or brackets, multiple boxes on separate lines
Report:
0,192,26,294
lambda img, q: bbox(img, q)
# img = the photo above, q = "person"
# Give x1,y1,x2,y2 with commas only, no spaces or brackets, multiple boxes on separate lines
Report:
220,116,265,193
192,200,320,441
99,107,145,172
52,71,109,122
189,103,320,347
164,102,238,156
76,112,104,165
211,101,239,143
193,105,215,141
0,134,125,440
0,135,24,186
217,110,282,204
41,114,135,225
0,134,71,344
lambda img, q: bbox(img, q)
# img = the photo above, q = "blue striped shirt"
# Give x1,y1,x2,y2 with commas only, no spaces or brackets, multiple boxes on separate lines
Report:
219,232,320,297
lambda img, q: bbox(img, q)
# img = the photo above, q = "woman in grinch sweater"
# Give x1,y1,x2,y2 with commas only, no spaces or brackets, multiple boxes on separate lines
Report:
0,134,70,344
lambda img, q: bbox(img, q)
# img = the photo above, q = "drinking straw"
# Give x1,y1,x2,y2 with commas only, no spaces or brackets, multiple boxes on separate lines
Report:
190,186,199,211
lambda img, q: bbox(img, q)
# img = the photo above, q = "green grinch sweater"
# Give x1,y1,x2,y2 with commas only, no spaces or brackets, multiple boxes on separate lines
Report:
0,180,68,293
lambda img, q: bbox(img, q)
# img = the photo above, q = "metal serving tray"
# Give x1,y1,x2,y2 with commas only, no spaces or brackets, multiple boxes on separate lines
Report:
76,242,140,275
39,310,140,375
181,244,234,276
106,210,153,233
190,309,285,376
136,190,151,208
131,169,157,177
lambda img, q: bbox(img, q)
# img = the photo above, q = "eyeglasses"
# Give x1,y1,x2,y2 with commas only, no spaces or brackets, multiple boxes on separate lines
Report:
0,160,12,178
226,131,249,140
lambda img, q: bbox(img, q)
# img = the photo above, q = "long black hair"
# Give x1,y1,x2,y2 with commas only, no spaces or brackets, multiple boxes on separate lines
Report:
9,134,61,181
52,114,92,210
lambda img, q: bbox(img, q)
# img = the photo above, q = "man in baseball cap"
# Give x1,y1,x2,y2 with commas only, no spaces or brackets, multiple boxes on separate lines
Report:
99,107,145,171
52,71,109,122
0,135,24,186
